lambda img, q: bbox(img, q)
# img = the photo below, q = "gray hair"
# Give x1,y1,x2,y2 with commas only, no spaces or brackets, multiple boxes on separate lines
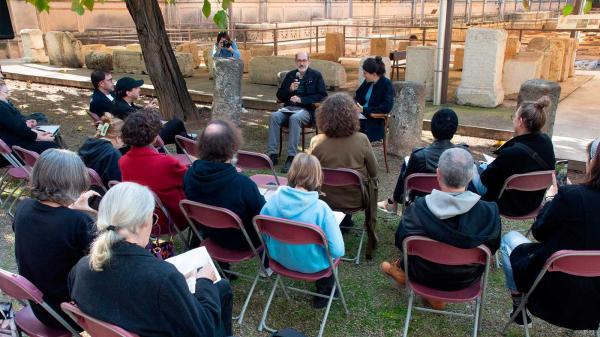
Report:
437,148,474,188
295,52,309,60
30,149,90,206
89,182,155,271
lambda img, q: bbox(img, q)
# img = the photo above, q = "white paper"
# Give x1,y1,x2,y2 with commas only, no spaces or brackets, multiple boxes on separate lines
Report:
483,154,496,164
165,246,221,293
333,211,346,225
358,113,366,120
36,125,60,135
259,185,280,202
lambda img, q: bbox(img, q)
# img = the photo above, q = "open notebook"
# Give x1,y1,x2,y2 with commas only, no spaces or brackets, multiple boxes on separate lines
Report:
36,125,60,135
165,246,221,293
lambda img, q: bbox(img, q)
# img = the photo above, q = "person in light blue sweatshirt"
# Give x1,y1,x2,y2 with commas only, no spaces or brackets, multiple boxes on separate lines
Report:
212,31,241,59
260,153,345,308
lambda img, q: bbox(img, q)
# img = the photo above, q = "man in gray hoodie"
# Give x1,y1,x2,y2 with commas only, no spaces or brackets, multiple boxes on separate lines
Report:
381,148,501,308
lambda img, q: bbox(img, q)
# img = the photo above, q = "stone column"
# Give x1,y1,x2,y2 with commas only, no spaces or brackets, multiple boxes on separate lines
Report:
456,28,507,108
20,29,48,63
259,0,268,23
405,45,435,101
212,58,244,126
388,81,426,157
517,79,561,137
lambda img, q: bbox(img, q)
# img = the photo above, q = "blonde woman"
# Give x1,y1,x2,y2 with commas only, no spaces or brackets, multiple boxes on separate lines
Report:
260,153,344,308
69,182,233,337
78,112,124,185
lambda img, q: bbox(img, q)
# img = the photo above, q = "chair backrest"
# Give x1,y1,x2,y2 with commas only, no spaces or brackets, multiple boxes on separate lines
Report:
179,200,243,231
236,150,281,185
253,215,327,247
0,138,23,168
0,268,44,304
87,168,107,192
12,145,39,170
61,302,140,337
498,170,554,198
174,135,198,156
546,250,600,277
153,135,169,154
403,173,440,197
402,236,490,267
87,111,101,123
322,167,363,188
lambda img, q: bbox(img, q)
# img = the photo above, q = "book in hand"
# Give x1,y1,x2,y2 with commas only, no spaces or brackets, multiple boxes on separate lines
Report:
36,125,60,135
165,246,221,293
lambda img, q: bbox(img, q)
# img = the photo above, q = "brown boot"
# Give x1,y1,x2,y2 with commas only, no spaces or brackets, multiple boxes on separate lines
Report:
423,297,446,310
381,259,406,286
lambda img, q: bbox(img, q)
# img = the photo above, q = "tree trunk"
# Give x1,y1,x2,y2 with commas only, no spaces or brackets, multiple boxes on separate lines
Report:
124,0,196,120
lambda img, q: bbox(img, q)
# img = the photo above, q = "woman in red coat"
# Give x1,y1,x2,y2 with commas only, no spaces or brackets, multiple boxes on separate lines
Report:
118,109,188,229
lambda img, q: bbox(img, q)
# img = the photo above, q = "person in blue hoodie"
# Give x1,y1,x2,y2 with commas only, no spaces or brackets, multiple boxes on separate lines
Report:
212,32,241,59
260,153,345,308
78,113,123,186
184,120,265,253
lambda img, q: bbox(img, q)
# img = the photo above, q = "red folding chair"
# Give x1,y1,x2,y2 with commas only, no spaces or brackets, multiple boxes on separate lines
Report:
151,190,190,251
322,167,367,264
154,135,191,167
0,139,29,211
236,150,288,186
174,135,198,165
86,111,101,125
502,250,600,337
401,236,492,337
0,268,81,337
61,302,139,337
253,215,349,337
401,173,440,213
179,200,265,324
87,168,107,193
7,146,40,216
497,170,555,221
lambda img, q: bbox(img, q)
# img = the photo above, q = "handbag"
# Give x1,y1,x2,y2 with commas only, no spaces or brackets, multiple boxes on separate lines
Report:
147,236,175,260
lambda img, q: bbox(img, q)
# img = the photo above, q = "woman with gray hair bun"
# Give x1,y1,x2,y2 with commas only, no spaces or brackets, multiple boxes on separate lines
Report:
69,182,233,337
13,148,98,330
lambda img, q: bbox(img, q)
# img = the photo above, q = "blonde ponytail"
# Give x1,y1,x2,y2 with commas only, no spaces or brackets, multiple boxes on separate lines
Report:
89,230,122,271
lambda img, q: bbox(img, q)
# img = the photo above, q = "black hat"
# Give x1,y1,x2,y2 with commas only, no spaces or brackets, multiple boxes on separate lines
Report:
431,108,458,140
115,77,144,93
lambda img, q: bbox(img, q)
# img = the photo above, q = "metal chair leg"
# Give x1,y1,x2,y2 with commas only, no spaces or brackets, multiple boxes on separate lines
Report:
522,307,530,337
402,290,415,337
236,269,261,324
472,298,481,337
333,268,349,315
316,283,337,337
258,274,280,332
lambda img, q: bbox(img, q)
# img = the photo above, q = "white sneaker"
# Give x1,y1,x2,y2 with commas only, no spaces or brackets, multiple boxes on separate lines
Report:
259,267,273,278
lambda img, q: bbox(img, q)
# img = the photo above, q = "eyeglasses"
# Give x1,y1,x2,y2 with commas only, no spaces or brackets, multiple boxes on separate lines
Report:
296,59,309,63
152,213,159,227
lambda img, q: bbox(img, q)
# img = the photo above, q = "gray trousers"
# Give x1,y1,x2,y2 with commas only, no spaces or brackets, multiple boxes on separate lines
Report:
267,108,311,157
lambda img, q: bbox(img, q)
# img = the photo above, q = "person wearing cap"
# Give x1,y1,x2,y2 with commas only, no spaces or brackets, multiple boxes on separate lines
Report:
500,136,600,329
378,108,465,214
112,77,191,153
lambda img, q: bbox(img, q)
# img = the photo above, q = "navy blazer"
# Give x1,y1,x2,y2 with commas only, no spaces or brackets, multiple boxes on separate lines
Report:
89,89,114,117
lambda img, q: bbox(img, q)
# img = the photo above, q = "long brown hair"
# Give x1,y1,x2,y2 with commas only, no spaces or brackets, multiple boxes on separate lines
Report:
517,96,550,133
583,138,600,189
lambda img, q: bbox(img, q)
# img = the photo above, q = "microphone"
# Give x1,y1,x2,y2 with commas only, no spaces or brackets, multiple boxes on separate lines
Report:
295,71,301,81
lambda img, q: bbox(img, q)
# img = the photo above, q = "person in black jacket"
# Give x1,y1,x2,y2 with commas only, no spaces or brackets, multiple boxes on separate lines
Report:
13,149,98,330
184,120,265,251
472,96,556,216
381,148,500,309
378,108,461,214
78,113,123,186
69,182,232,337
267,52,327,173
111,77,191,153
355,56,394,142
89,69,115,118
0,80,58,159
501,137,600,329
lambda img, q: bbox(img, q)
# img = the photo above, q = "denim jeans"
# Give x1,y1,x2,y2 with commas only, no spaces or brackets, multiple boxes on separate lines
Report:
471,162,488,196
501,230,532,292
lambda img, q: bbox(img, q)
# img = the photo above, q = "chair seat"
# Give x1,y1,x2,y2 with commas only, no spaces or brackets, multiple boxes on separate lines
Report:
15,306,71,337
8,166,29,179
269,258,340,282
410,279,482,303
202,239,263,263
250,174,288,186
500,206,542,221
169,154,192,166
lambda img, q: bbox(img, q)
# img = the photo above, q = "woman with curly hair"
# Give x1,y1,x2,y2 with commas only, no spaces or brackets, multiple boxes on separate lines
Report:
118,109,188,229
308,92,379,259
13,148,97,330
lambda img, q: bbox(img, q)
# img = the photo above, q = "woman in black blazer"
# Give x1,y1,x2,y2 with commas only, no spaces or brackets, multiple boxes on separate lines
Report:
500,136,600,330
69,182,233,337
355,56,394,142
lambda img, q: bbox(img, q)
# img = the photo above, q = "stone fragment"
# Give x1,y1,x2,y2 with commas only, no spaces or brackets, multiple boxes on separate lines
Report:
45,31,84,68
325,32,344,61
548,39,566,82
20,29,48,63
388,81,425,157
405,46,435,101
85,51,113,70
504,36,521,60
202,47,215,79
113,50,146,74
370,38,393,57
212,58,244,125
517,79,561,137
358,56,391,84
175,41,201,68
456,28,507,108
503,52,543,97
125,43,142,52
175,52,194,77
453,47,464,70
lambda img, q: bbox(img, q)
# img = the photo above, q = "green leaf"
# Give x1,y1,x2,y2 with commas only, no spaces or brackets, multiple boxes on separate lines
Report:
25,0,50,12
222,0,234,10
562,3,574,15
584,0,593,13
213,9,228,30
202,0,211,18
82,0,95,11
71,0,85,15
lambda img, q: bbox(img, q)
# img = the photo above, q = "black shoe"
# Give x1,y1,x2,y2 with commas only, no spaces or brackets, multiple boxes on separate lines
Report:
312,289,339,309
511,307,532,327
281,156,294,174
269,153,279,166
